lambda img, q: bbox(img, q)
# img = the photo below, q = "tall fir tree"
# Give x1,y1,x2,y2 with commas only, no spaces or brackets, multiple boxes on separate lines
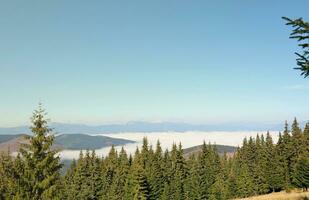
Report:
252,134,269,195
277,121,293,190
302,123,309,155
235,161,254,198
265,132,284,192
63,159,77,200
149,141,164,200
18,105,62,200
291,118,303,166
293,154,309,191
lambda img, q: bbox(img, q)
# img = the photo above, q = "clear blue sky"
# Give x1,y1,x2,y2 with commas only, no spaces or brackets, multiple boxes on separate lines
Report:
0,0,309,126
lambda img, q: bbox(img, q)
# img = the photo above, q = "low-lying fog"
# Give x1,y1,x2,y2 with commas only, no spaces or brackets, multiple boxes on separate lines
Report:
59,131,280,160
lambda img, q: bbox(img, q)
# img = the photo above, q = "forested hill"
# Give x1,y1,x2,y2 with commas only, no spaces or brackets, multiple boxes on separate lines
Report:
183,144,237,158
0,134,135,152
54,134,135,150
0,134,24,143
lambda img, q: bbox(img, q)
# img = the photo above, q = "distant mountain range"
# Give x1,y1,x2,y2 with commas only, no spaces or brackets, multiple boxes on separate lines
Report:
0,121,307,135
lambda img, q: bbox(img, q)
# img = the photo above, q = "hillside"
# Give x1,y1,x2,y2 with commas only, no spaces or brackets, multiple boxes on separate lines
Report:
0,135,63,153
54,134,135,150
183,144,237,158
0,134,24,143
0,134,135,153
0,135,29,153
234,191,309,200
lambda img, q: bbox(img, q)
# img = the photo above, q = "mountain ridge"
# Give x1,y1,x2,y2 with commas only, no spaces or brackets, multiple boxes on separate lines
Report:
0,121,307,135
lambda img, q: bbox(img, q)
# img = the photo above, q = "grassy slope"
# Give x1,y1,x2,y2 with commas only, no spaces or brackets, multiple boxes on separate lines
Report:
234,191,309,200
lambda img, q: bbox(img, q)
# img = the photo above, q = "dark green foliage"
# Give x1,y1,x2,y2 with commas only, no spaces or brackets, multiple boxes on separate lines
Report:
110,147,130,199
0,153,16,199
65,150,104,200
302,123,309,155
283,17,309,78
291,118,303,161
132,164,150,200
149,141,164,200
277,121,294,189
17,105,62,200
265,132,285,191
169,143,187,200
251,135,268,194
230,141,255,198
0,106,63,199
235,162,254,197
293,155,309,191
63,159,77,199
209,163,230,199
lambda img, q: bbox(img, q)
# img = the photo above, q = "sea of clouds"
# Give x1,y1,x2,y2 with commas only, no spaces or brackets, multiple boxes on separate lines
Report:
59,131,280,160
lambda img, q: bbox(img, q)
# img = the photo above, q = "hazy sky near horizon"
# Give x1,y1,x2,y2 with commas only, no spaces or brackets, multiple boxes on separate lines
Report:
1,1,309,126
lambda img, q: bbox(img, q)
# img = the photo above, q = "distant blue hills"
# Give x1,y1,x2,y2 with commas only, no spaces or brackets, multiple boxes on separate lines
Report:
0,121,307,135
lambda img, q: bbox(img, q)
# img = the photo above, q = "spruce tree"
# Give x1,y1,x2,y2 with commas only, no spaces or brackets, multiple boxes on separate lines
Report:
124,172,136,200
291,118,303,165
171,143,187,200
110,147,130,200
236,162,254,198
302,123,309,155
67,151,85,200
252,134,268,194
227,159,238,199
160,149,172,199
209,153,230,200
184,154,200,200
78,150,94,199
278,121,293,190
133,164,150,200
293,155,309,191
18,105,62,200
63,159,77,200
209,172,229,200
265,132,284,192
149,141,164,200
103,146,118,199
89,150,103,199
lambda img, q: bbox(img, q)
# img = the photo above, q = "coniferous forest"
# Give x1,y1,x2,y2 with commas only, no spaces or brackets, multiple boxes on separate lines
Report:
0,107,309,200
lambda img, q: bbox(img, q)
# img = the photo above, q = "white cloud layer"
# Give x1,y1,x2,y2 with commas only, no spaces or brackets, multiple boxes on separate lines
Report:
59,131,280,160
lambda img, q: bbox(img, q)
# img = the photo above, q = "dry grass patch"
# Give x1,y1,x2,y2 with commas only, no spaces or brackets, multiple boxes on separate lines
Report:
234,191,309,200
